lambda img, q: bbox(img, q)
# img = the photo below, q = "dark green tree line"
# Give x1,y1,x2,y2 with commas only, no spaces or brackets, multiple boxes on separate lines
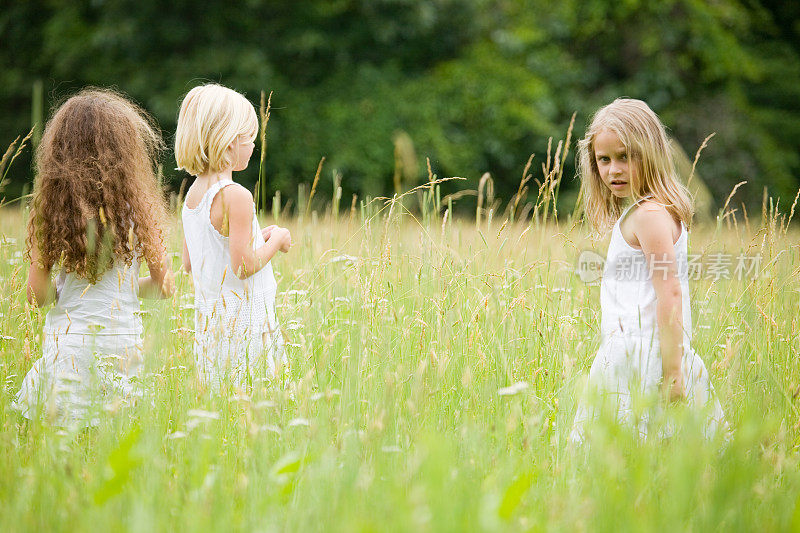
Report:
1,0,798,212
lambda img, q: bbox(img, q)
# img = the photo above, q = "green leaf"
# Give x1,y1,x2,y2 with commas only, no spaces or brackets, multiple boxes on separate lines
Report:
93,426,142,505
497,470,535,521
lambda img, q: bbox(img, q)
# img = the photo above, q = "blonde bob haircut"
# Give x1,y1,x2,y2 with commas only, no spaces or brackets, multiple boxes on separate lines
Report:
577,98,693,233
175,84,258,176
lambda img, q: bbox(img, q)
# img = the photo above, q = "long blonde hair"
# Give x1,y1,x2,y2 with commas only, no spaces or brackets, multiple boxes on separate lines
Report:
577,98,693,232
27,88,168,282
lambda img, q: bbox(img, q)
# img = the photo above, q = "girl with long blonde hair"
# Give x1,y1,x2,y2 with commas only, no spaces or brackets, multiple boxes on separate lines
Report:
571,98,725,441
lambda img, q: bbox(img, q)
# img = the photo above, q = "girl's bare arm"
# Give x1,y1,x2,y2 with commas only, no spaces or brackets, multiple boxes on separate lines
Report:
181,237,192,273
139,246,175,299
26,239,55,307
224,185,290,279
633,203,685,401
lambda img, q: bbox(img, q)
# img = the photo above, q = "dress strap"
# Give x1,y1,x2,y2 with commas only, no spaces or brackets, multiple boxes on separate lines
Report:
619,194,654,223
198,179,236,212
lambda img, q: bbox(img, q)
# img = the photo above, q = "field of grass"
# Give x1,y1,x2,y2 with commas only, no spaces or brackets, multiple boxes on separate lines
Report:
1,193,799,531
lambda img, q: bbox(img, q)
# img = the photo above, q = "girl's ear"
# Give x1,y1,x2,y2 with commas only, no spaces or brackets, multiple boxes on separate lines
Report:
224,139,237,168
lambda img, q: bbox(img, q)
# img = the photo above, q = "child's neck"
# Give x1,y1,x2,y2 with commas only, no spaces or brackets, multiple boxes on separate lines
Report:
196,168,233,185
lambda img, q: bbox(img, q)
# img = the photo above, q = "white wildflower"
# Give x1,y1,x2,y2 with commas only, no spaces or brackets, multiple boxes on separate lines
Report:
329,254,358,265
381,445,402,453
497,381,529,397
284,289,309,297
229,393,251,403
285,321,303,331
187,409,220,420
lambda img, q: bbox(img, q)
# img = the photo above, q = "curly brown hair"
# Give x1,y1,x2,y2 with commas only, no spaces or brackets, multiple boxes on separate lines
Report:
26,88,168,282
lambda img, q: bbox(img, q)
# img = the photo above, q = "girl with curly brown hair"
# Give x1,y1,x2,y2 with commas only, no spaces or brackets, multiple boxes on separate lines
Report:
14,88,174,426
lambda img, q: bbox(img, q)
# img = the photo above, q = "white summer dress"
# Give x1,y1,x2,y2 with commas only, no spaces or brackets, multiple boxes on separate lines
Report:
15,259,144,426
182,179,285,386
570,199,726,441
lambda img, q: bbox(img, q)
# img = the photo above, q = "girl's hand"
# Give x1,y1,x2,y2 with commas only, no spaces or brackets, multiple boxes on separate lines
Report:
141,248,175,299
661,372,686,403
269,227,292,253
261,225,277,241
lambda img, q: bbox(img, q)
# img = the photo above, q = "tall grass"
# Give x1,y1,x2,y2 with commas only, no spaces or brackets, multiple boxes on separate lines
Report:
1,124,799,529
1,182,798,529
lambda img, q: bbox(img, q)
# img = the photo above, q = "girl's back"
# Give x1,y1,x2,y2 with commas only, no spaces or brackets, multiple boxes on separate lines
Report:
175,84,289,385
181,179,278,330
15,88,172,426
45,259,142,336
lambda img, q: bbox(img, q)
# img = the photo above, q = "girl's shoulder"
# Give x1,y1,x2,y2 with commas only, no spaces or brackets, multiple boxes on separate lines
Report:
628,199,675,222
214,182,254,209
207,182,255,233
186,181,252,211
183,182,207,210
626,199,682,245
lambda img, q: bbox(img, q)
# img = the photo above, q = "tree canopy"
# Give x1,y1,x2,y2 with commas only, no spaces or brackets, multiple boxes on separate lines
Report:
2,0,799,212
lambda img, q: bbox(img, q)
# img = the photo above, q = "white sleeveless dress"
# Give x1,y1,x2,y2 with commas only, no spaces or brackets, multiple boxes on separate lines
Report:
181,179,285,386
14,259,144,426
570,200,726,441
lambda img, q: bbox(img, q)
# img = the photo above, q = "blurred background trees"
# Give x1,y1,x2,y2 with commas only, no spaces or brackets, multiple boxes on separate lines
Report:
2,0,799,214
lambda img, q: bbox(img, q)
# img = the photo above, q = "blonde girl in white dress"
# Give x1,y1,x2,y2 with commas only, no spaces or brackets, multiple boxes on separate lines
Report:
15,89,174,426
176,84,290,387
570,98,726,441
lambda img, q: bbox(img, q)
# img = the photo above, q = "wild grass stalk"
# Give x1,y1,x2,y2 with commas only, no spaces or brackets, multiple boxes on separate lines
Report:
476,172,493,230
254,91,272,216
305,157,325,219
551,114,576,221
687,132,715,190
0,164,798,531
331,170,342,220
31,80,43,149
510,154,533,224
0,129,35,202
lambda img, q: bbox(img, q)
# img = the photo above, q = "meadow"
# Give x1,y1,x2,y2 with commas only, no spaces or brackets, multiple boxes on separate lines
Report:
0,178,799,531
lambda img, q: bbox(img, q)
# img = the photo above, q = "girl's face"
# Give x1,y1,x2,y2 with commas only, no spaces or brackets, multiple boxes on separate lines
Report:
230,134,255,172
593,129,634,198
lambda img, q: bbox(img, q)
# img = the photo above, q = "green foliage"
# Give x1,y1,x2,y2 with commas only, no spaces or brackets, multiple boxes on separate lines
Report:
93,426,142,504
1,202,799,529
1,0,799,209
